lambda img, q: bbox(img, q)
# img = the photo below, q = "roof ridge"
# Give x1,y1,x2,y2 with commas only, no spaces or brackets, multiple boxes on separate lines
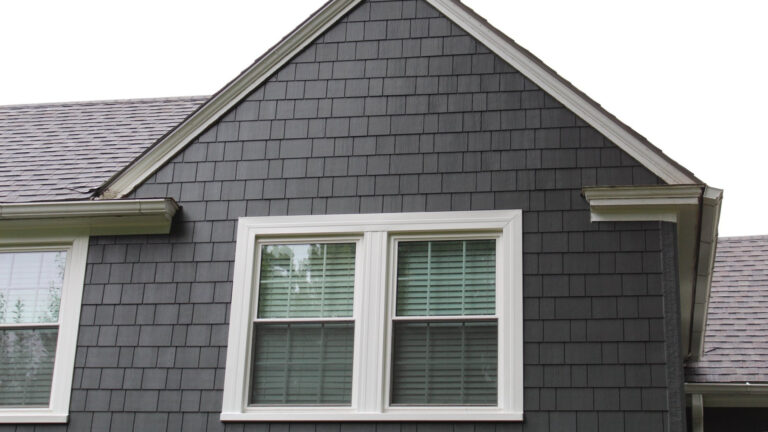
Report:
0,95,210,109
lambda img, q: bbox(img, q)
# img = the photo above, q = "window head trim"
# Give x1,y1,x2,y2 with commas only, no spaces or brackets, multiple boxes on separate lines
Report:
222,211,523,422
0,235,88,424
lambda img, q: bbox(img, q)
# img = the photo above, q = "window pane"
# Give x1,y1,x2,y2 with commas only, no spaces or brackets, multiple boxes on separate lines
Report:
0,328,58,406
396,240,495,316
250,322,353,405
257,243,355,318
391,321,497,405
0,251,66,324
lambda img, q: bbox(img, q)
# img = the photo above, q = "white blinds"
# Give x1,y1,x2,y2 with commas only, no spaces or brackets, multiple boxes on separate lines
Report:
391,321,497,405
396,240,495,316
0,328,58,406
250,323,353,404
257,243,355,318
251,242,355,405
392,239,498,405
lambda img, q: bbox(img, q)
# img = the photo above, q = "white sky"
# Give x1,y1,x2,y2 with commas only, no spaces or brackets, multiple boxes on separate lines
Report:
1,0,766,236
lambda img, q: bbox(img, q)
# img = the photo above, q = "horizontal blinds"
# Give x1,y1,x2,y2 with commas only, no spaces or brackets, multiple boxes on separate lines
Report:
258,243,355,318
0,251,65,324
396,240,495,316
0,328,58,406
250,322,353,405
391,321,497,405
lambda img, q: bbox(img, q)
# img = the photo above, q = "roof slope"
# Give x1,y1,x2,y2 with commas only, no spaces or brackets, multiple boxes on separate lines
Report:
686,235,768,383
0,96,206,203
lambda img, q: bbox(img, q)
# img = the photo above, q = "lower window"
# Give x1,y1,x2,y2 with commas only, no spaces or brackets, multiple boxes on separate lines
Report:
222,211,523,421
0,237,88,423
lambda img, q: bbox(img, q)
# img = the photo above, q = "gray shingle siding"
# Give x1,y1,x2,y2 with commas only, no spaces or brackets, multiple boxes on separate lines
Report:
0,1,685,431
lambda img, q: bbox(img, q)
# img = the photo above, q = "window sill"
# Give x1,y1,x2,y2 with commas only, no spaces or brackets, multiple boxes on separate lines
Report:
0,410,68,423
221,407,523,422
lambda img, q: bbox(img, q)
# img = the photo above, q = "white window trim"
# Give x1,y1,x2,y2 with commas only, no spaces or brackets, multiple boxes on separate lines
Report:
0,234,88,424
221,210,523,422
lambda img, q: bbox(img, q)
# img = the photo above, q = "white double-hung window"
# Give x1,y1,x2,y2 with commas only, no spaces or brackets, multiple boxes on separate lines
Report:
0,235,88,423
222,211,523,421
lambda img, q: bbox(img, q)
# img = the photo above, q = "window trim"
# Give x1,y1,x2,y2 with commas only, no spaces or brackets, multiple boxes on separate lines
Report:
0,234,88,424
222,211,523,422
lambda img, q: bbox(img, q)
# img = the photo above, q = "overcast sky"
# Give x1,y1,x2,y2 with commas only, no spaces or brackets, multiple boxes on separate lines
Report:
1,0,765,236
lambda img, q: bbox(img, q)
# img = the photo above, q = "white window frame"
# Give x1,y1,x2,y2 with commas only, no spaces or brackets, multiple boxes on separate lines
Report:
0,234,88,424
222,210,523,422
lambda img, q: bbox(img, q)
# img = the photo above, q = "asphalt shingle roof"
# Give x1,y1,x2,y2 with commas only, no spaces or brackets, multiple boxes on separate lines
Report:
686,235,768,383
0,96,207,203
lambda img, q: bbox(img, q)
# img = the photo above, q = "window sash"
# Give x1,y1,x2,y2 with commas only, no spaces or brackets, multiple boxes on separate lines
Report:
248,237,361,407
388,235,500,407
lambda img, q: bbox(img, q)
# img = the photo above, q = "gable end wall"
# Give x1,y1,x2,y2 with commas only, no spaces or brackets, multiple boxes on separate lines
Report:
0,1,685,431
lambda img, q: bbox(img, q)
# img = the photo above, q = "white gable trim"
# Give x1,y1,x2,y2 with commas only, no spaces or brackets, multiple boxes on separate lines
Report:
100,0,697,199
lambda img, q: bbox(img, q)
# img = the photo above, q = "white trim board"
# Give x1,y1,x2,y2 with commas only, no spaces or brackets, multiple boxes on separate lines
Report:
583,185,723,361
99,0,699,199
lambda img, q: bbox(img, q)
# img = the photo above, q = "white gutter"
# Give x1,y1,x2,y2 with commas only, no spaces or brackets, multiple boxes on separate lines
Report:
0,199,179,236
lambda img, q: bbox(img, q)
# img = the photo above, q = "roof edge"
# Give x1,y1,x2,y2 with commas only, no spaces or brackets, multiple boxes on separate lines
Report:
0,95,208,109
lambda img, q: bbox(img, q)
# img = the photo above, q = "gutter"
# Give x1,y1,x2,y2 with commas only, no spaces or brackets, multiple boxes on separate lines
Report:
0,198,179,236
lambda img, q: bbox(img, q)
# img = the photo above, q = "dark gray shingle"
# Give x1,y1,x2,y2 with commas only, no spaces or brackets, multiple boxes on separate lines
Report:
0,96,206,203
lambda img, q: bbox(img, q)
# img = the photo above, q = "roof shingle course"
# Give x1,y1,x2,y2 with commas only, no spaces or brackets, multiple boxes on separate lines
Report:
0,96,207,203
686,235,768,383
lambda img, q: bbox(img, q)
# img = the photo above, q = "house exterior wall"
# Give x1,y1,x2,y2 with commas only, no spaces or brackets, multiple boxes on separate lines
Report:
0,1,686,431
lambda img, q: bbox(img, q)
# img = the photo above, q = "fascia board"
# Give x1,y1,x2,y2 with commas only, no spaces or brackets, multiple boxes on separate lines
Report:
99,0,363,199
426,0,699,186
0,199,179,236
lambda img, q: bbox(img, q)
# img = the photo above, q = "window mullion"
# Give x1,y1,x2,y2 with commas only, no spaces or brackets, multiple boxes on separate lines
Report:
352,231,387,413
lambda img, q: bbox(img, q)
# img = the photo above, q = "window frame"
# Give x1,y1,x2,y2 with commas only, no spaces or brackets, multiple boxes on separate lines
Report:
0,235,88,424
222,211,523,422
